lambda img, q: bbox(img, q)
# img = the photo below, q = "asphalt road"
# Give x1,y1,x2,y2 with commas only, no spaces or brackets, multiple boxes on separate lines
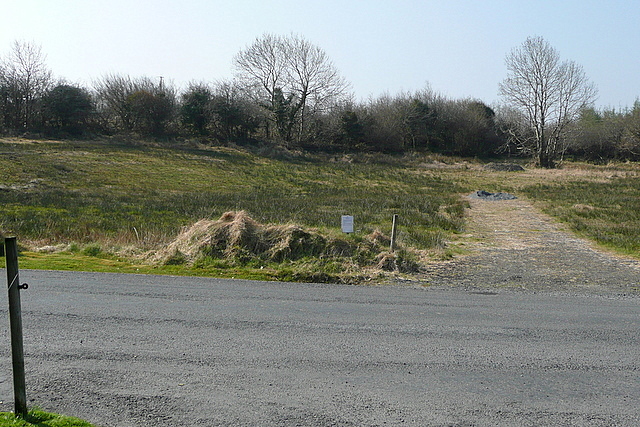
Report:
1,270,639,426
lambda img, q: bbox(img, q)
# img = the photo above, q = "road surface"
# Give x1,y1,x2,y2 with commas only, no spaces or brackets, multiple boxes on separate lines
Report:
1,270,639,426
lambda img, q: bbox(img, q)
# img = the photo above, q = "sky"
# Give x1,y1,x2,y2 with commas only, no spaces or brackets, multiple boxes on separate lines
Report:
2,0,639,109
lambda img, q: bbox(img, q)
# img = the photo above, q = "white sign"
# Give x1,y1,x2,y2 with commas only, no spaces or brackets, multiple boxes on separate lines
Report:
341,215,354,233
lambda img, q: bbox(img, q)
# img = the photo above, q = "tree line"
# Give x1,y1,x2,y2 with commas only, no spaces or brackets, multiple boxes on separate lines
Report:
1,36,639,165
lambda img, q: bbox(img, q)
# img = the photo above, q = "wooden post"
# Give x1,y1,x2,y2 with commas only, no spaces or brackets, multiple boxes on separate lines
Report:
390,214,399,252
5,237,28,417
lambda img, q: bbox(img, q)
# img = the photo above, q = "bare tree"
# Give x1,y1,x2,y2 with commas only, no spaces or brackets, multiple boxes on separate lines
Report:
94,74,176,135
234,33,350,143
0,40,52,131
93,73,137,131
499,36,597,167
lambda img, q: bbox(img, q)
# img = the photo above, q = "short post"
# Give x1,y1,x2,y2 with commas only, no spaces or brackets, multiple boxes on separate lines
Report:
390,214,399,252
5,237,28,417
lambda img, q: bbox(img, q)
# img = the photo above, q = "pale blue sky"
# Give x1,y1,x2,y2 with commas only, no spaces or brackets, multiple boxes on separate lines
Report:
2,0,639,109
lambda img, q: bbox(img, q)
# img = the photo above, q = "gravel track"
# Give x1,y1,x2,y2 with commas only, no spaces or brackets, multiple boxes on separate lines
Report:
423,196,640,294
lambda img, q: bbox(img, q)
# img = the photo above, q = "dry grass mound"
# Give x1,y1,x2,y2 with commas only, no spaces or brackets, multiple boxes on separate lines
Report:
154,211,408,270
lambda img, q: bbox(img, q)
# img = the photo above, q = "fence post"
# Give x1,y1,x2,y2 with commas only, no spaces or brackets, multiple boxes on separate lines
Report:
5,237,28,417
390,214,399,252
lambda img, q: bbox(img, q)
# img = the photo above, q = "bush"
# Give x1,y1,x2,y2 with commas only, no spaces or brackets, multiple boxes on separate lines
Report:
81,244,102,257
41,84,94,136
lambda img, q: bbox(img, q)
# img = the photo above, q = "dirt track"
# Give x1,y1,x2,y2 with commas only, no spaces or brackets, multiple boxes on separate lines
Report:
423,195,640,294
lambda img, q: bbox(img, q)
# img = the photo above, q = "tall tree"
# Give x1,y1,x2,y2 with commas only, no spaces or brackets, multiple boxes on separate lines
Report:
0,40,52,131
499,36,597,167
234,33,350,143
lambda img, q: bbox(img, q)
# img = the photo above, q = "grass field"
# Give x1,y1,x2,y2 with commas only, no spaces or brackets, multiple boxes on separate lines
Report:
0,138,468,282
518,166,640,256
1,137,639,282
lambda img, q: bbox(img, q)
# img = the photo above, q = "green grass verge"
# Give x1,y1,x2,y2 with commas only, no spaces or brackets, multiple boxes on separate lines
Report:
4,251,327,282
0,409,96,427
